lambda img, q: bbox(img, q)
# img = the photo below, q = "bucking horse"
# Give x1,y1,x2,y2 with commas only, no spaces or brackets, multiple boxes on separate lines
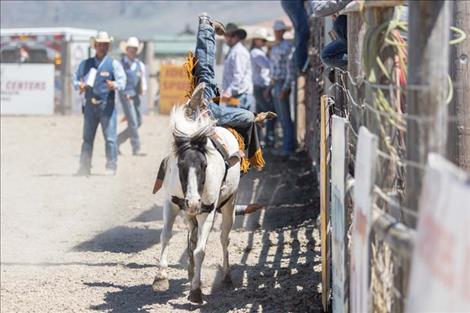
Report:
152,87,242,304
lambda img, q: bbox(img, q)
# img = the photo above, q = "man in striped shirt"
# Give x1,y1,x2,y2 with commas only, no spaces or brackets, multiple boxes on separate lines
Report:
270,20,296,157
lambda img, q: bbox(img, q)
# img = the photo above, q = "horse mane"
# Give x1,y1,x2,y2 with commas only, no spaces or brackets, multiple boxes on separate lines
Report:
170,105,215,157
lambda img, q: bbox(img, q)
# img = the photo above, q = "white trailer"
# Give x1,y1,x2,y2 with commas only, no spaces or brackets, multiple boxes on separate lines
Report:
1,27,97,114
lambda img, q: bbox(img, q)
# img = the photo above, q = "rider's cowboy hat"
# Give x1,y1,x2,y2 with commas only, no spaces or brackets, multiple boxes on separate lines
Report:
225,23,247,40
250,27,274,42
273,20,291,32
120,37,144,54
89,31,114,46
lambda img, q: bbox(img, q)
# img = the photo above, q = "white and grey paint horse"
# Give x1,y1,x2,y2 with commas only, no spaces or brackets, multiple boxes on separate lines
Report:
152,101,240,303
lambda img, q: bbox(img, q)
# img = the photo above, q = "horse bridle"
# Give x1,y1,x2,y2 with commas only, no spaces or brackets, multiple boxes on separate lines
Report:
170,194,233,215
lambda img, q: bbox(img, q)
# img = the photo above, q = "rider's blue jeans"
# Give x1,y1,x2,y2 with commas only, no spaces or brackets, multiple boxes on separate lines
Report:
195,21,254,129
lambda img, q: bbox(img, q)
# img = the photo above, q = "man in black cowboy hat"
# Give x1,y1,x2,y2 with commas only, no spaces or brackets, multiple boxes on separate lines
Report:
221,23,253,111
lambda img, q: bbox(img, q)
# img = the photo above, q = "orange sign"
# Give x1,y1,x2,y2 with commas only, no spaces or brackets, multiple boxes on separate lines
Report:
159,64,190,114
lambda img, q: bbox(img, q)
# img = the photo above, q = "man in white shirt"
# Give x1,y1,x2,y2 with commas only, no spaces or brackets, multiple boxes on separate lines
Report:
221,23,253,110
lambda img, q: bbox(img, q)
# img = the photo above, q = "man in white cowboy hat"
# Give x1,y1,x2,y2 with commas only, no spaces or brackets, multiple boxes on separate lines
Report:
117,36,147,156
221,23,253,110
269,20,296,157
249,27,276,148
73,31,126,176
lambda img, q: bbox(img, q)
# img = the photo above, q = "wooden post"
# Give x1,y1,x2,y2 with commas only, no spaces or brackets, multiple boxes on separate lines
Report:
448,0,470,170
320,95,329,312
405,1,451,219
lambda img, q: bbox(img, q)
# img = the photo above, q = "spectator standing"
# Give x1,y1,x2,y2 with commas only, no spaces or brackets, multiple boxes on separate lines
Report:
221,23,253,110
270,20,296,157
73,31,126,176
117,37,147,156
250,27,275,148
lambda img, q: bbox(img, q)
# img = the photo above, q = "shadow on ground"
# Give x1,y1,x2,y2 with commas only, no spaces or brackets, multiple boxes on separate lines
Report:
85,279,188,313
73,226,162,254
82,151,322,312
132,205,164,222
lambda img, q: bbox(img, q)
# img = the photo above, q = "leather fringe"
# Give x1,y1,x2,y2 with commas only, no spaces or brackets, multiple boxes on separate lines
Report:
249,148,265,169
227,128,251,173
183,51,198,99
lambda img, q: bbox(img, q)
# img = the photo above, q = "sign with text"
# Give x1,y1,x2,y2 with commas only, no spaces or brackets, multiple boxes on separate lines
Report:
351,126,377,313
406,154,470,313
159,63,190,114
1,64,54,115
331,115,347,313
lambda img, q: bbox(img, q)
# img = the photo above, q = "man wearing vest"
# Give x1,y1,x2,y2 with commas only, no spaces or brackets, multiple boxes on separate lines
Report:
118,37,147,155
73,31,126,176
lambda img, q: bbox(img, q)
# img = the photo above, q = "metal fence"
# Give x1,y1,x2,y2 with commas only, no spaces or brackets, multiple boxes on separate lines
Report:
300,1,469,312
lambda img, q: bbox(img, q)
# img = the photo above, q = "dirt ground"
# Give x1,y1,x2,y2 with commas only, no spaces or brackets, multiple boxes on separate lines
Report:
1,115,323,313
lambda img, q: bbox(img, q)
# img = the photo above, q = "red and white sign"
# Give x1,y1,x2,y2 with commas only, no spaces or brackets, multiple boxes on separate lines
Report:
1,63,54,114
406,154,470,313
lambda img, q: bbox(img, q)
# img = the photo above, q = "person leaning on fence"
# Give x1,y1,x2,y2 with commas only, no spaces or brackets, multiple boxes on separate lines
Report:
73,31,126,176
250,27,276,149
221,23,253,111
269,20,296,157
117,37,147,156
280,0,311,73
310,0,351,70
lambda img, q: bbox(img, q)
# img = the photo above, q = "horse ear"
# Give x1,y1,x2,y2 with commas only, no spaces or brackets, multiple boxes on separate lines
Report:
189,82,206,110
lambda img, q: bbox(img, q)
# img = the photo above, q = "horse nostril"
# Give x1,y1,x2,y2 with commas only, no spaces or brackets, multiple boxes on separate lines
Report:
184,199,190,207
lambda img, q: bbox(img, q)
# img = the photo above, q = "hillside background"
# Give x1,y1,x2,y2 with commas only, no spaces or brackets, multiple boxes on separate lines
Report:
1,0,286,38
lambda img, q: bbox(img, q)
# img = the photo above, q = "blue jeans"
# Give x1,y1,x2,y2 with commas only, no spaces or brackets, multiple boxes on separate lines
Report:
80,103,117,170
118,93,142,153
195,20,255,128
254,85,275,146
321,15,348,68
272,80,295,153
281,0,310,71
321,39,348,68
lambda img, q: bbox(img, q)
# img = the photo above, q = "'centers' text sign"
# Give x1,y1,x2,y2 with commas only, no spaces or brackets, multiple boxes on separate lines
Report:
159,63,190,115
331,115,347,313
351,126,377,313
406,154,470,313
1,64,54,115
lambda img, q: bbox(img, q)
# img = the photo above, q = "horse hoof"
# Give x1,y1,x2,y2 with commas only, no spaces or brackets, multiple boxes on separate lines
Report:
188,287,203,304
152,274,169,292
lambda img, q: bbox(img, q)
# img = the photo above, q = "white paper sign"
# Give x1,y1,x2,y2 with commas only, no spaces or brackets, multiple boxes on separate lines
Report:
1,64,54,115
85,68,97,87
351,126,378,313
331,115,347,313
406,154,470,313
